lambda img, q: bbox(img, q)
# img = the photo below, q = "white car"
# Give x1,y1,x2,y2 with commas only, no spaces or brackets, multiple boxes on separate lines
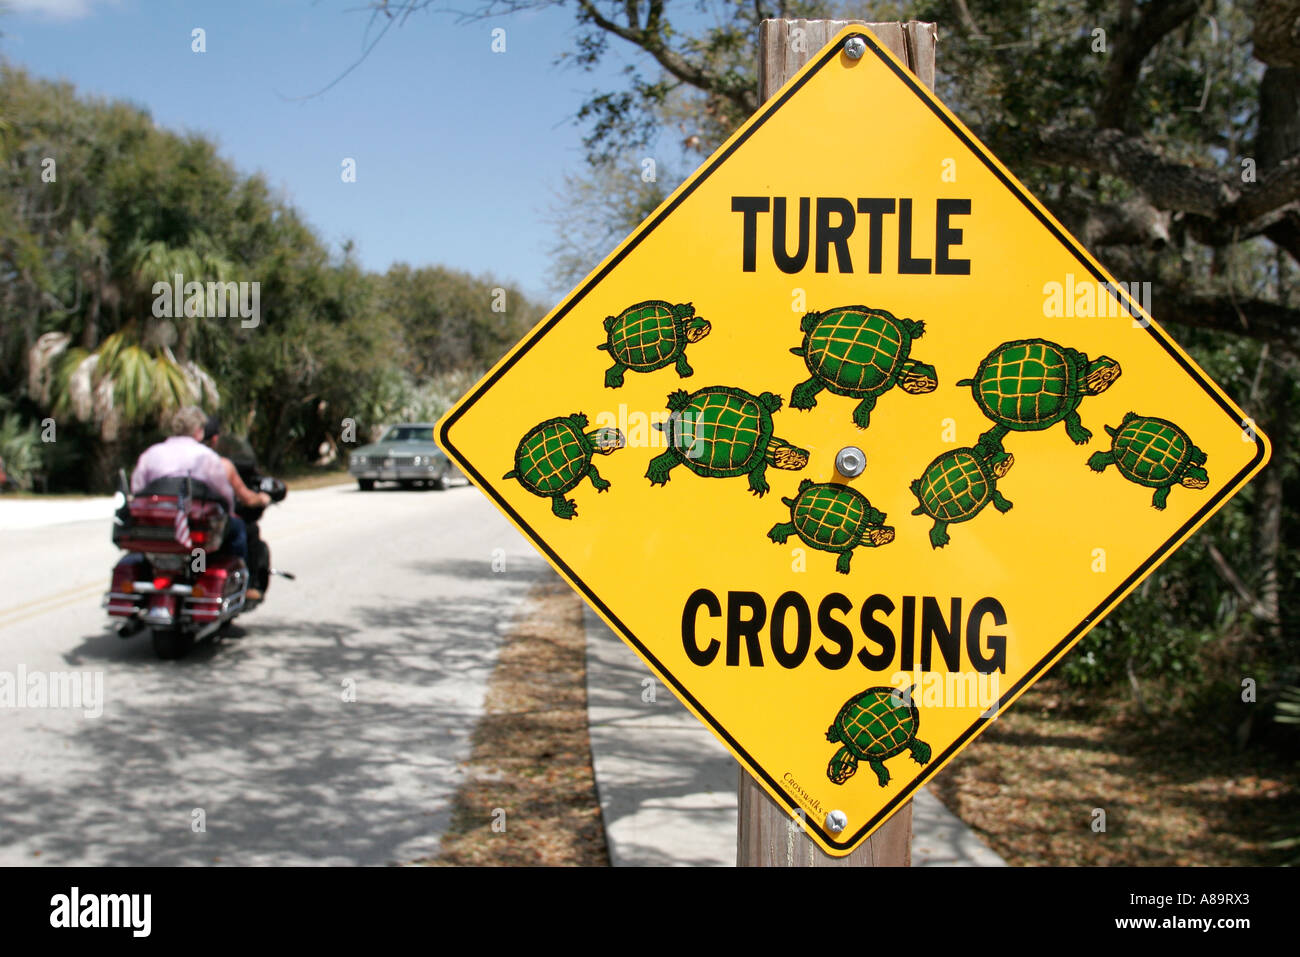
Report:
348,423,462,490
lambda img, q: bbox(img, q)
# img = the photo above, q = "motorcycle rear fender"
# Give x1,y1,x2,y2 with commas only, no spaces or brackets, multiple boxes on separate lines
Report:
143,593,179,626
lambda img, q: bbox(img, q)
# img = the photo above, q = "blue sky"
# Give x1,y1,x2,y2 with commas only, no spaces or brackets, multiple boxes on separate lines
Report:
1,0,674,303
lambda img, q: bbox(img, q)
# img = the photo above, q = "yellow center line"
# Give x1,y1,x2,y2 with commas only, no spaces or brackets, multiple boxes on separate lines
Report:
0,581,105,630
0,580,103,618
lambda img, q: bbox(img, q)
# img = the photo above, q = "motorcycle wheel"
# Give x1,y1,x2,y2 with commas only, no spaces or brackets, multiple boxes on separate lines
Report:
152,626,194,660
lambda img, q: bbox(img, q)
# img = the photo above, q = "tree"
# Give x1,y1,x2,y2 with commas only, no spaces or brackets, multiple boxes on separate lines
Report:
544,156,673,293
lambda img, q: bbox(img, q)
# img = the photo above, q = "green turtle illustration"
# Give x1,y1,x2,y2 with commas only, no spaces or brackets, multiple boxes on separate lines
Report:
768,479,895,574
1087,412,1209,509
789,305,937,429
957,338,1121,453
826,685,931,787
597,300,711,388
645,386,808,496
910,445,1014,548
503,414,625,519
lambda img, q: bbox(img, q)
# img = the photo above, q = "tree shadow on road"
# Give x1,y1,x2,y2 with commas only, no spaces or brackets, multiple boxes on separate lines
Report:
0,560,559,866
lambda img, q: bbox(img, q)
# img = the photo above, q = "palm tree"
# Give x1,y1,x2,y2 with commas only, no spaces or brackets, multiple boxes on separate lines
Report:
125,237,233,364
26,236,230,487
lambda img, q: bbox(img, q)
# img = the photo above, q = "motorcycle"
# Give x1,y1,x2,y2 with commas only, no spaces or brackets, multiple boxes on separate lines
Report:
104,463,291,659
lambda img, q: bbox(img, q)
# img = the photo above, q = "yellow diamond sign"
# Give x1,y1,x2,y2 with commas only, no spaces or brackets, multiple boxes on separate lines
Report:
437,26,1271,856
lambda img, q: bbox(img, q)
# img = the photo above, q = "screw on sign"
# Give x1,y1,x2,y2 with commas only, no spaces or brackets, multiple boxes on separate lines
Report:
835,446,866,477
436,22,1270,858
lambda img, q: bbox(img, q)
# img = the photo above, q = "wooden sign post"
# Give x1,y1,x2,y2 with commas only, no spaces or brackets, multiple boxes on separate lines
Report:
737,19,937,868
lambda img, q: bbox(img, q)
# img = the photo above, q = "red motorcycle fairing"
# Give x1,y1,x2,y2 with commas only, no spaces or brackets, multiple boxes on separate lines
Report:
105,554,147,619
185,556,248,623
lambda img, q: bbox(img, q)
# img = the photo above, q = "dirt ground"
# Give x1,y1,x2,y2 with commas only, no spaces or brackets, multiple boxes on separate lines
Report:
928,677,1299,866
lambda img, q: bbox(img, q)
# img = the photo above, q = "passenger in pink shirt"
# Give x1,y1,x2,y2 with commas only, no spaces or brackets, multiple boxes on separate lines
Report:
131,405,246,559
132,406,234,509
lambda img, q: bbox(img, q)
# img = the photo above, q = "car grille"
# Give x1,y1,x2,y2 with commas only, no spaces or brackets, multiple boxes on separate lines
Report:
387,456,416,467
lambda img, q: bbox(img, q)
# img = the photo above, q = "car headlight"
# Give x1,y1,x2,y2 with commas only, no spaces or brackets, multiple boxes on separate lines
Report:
351,455,367,465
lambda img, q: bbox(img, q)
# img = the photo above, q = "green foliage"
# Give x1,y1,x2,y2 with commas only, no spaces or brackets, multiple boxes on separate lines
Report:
358,366,492,433
1060,556,1225,690
1277,686,1300,726
0,411,42,490
1271,684,1300,862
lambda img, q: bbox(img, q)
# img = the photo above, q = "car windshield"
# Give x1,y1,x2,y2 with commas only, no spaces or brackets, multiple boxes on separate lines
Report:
380,426,434,442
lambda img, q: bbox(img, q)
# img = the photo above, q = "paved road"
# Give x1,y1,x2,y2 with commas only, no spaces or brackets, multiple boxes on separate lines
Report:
0,483,547,865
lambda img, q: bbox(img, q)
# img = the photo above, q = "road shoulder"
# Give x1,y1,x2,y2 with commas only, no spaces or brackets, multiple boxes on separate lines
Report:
423,574,608,865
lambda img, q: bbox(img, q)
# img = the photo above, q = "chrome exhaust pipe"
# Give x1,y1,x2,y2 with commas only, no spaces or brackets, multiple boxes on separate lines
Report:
118,618,145,638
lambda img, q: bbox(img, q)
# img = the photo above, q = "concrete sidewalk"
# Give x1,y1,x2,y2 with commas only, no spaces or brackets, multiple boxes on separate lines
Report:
0,495,118,531
584,606,1006,867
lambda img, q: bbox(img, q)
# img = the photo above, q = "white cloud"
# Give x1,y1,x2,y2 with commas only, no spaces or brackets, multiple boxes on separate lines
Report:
5,0,120,20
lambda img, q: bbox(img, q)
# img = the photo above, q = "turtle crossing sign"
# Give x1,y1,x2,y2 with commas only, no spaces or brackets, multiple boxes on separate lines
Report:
437,25,1271,856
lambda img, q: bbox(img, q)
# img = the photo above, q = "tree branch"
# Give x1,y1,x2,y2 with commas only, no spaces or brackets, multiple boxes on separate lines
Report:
1099,0,1200,129
1037,128,1300,258
1236,152,1300,223
1206,543,1277,622
950,0,987,39
573,0,756,115
1055,195,1172,249
1036,127,1237,216
1253,0,1300,67
1187,201,1300,255
1149,288,1300,354
1263,216,1300,264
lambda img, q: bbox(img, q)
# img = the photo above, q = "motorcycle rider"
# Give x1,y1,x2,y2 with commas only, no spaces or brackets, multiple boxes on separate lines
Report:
201,415,271,600
195,418,269,598
131,405,249,565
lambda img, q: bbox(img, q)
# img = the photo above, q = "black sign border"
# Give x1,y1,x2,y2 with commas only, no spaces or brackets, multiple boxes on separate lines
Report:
441,30,1269,855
